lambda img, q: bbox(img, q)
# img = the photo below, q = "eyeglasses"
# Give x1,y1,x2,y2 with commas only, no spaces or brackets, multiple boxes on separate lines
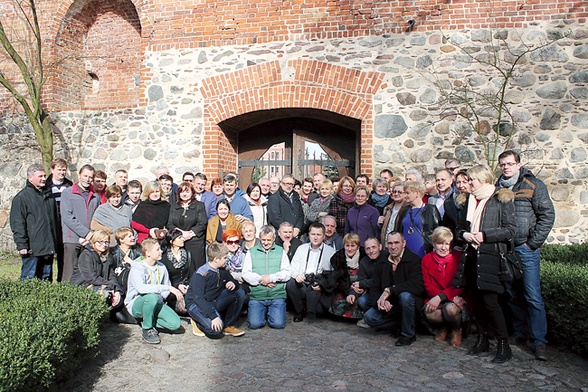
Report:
446,166,460,172
391,190,403,194
282,182,294,186
499,162,518,168
226,240,240,245
96,240,110,245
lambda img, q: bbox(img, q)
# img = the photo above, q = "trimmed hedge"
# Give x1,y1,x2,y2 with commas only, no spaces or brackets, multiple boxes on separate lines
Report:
0,279,108,391
541,244,588,356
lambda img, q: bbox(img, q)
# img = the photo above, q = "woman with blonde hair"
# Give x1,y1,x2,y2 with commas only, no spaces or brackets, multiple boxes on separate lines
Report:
305,179,335,225
395,181,440,257
454,164,516,363
71,230,132,322
327,233,366,319
132,181,170,243
422,227,467,347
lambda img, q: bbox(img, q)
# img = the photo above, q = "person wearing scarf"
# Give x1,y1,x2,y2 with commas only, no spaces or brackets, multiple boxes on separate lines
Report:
132,181,170,243
327,176,356,236
368,178,393,215
422,227,466,347
454,165,516,363
326,233,367,320
160,229,195,314
305,179,335,225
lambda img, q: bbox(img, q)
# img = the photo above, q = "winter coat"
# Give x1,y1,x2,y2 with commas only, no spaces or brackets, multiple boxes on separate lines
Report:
60,184,100,244
374,248,425,308
453,188,516,294
71,246,121,292
327,193,355,236
10,181,58,256
267,188,304,231
496,167,555,249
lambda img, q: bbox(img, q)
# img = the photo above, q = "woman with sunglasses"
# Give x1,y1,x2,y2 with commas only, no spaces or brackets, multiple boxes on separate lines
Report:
71,230,130,322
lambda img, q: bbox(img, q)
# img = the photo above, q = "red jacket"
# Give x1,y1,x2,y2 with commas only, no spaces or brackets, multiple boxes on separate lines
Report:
421,250,462,303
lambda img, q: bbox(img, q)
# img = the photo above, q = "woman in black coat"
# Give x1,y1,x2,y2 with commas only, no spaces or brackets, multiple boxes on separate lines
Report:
454,165,516,363
167,181,208,270
327,233,367,320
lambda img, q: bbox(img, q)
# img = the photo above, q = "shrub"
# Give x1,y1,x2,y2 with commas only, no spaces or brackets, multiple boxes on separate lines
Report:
541,242,588,266
0,279,108,391
541,244,588,356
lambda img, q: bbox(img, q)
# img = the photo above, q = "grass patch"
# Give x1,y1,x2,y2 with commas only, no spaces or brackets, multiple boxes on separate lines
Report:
0,252,21,280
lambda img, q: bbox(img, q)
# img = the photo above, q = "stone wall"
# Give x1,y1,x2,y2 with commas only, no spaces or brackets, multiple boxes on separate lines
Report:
1,19,587,250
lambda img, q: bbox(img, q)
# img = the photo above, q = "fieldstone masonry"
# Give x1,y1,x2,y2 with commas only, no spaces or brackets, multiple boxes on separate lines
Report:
1,19,587,250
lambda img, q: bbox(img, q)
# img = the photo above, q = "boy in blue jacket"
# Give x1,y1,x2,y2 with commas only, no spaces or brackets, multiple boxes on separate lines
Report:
186,242,246,338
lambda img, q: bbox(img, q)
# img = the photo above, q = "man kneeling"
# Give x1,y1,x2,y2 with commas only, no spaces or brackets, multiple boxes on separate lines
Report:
364,232,425,346
242,225,291,329
186,242,246,338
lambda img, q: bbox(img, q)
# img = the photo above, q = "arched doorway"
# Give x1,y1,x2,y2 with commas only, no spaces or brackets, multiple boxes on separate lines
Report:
218,108,360,189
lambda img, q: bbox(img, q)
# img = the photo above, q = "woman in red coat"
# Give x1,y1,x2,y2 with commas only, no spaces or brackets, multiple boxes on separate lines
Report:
422,226,467,347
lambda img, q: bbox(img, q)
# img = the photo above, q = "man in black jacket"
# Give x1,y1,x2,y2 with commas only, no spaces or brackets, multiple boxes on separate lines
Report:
10,164,57,280
497,150,555,361
267,174,304,238
44,158,72,282
365,232,425,346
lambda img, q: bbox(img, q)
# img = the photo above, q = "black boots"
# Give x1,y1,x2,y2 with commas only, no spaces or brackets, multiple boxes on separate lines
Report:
493,339,513,363
467,333,489,355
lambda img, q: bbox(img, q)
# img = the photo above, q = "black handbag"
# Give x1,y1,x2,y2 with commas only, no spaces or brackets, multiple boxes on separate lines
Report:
499,241,523,282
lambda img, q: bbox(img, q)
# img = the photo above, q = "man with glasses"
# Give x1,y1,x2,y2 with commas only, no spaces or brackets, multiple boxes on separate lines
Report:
444,158,461,178
497,150,555,361
267,174,304,238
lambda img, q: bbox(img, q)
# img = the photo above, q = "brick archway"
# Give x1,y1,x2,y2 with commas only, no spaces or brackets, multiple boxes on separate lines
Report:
199,59,386,179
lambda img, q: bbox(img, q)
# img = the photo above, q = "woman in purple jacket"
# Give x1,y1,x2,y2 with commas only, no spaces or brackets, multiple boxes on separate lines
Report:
344,186,380,246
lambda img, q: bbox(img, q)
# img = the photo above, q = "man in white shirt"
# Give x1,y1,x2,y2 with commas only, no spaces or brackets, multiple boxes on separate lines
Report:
286,222,335,322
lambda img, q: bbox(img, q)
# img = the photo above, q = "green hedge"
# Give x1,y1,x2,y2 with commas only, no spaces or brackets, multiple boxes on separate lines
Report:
541,244,588,356
0,279,108,391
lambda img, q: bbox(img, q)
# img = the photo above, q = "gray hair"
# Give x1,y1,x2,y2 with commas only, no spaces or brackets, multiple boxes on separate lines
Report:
405,169,423,182
319,215,337,226
27,164,45,178
259,225,276,238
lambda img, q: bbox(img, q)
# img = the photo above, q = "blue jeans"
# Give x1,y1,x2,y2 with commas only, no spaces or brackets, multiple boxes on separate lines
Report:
364,292,416,337
507,244,548,347
248,298,286,329
357,293,371,311
20,255,53,280
188,288,246,338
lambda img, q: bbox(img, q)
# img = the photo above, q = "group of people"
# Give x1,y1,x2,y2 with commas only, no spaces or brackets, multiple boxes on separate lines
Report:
9,152,555,362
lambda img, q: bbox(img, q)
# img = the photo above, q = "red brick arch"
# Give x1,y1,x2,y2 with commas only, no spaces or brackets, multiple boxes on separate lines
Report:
200,59,386,179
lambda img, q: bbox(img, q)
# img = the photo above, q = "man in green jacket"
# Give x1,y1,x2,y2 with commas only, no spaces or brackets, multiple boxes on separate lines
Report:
242,225,291,329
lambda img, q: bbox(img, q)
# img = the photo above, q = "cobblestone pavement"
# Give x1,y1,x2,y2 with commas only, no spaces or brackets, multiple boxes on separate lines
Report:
63,315,588,392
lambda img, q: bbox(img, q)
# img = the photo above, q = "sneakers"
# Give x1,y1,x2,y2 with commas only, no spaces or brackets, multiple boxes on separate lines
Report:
534,345,548,361
356,319,370,329
142,328,160,344
191,319,205,337
223,326,245,337
395,335,416,346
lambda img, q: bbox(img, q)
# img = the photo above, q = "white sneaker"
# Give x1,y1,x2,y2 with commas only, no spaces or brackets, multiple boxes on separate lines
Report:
356,319,370,329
